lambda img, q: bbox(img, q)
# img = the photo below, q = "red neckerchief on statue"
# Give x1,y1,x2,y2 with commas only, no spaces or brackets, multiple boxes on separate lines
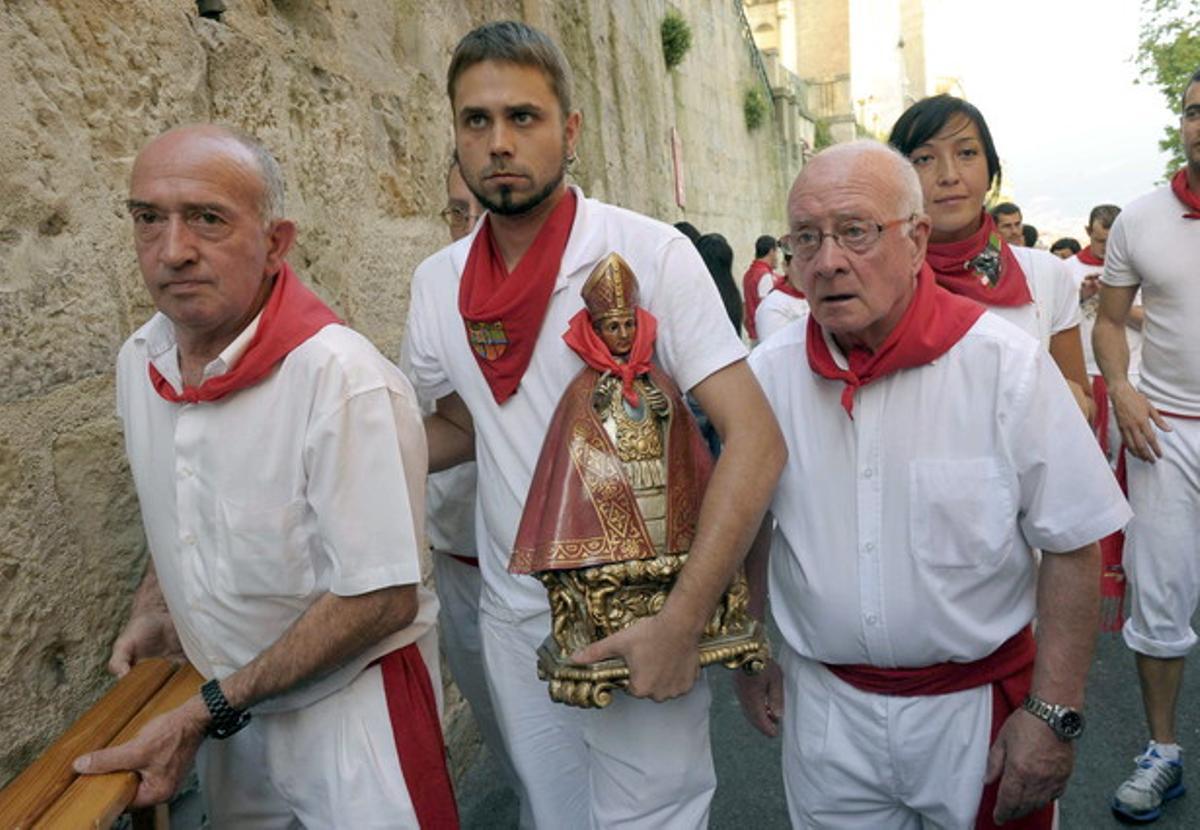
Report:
772,272,806,299
458,189,578,404
562,306,657,407
806,263,985,418
925,211,1033,308
1076,247,1104,267
148,262,342,404
1170,168,1200,219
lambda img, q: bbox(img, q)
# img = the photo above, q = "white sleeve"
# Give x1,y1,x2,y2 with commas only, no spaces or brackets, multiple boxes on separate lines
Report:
755,296,788,342
647,236,749,392
757,272,775,300
404,264,456,402
1102,212,1140,288
1006,347,1131,552
304,383,427,596
1046,255,1082,334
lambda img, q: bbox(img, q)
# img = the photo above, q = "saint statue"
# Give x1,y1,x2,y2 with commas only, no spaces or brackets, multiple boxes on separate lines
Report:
510,253,766,708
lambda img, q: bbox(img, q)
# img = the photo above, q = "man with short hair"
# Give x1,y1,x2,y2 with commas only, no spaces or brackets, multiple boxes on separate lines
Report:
1065,205,1142,452
442,159,484,242
742,234,779,341
420,155,529,824
991,201,1025,246
1050,237,1081,259
75,125,456,827
405,20,785,828
737,141,1128,828
1099,66,1200,824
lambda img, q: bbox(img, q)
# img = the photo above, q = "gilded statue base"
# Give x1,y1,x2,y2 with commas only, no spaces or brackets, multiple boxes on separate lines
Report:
534,554,769,708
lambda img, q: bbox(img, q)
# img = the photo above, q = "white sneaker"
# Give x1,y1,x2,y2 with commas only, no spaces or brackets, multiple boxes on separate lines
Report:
1111,744,1185,823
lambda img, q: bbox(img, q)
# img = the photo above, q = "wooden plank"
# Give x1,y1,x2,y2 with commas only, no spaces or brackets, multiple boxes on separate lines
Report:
31,664,203,830
0,659,175,830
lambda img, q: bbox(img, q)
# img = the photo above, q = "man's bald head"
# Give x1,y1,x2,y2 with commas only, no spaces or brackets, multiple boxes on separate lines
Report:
133,125,286,223
788,140,924,228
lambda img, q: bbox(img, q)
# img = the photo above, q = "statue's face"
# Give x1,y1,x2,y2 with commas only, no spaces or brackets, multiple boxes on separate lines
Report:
594,311,636,356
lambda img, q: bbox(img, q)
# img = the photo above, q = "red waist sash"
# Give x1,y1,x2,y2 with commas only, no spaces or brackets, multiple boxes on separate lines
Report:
825,626,1050,830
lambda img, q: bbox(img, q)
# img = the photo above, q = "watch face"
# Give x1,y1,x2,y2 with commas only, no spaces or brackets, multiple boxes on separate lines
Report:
1058,710,1085,739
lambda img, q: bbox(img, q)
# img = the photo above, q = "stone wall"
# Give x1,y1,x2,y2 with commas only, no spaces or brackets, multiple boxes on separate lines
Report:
0,0,788,786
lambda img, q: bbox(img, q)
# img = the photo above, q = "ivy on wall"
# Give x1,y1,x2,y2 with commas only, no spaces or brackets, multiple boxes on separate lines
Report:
744,87,768,130
661,9,692,69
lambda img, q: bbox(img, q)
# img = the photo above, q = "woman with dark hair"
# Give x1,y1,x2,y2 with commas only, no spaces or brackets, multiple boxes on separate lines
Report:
889,95,1093,420
696,233,744,337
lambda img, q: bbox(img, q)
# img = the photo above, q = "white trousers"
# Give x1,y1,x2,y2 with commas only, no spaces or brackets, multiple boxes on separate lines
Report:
197,631,439,829
432,552,529,825
480,608,716,829
1123,417,1200,658
779,647,993,830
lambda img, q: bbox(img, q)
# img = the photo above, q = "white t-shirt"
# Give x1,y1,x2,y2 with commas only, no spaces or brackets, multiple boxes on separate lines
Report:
405,187,748,621
1103,184,1200,415
117,312,437,712
754,289,809,343
1062,253,1143,379
987,245,1081,349
747,312,1129,666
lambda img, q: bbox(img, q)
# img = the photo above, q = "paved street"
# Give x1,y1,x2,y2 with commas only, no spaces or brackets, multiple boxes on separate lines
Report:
459,614,1200,829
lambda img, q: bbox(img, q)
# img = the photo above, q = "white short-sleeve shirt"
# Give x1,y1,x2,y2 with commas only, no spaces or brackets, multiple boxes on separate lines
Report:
747,312,1130,666
1102,185,1200,415
987,245,1081,349
404,188,748,621
1062,253,1143,379
117,313,437,712
754,289,809,343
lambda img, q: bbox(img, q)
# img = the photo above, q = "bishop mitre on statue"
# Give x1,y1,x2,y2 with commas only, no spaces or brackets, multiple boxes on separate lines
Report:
509,252,765,708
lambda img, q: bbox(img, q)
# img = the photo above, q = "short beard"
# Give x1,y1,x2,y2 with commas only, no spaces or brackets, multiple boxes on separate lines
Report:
474,163,566,217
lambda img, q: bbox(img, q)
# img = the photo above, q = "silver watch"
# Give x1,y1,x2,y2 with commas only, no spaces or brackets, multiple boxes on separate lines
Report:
1022,695,1085,742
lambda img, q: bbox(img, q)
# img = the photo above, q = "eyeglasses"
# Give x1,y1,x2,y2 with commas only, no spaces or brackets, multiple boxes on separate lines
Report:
440,205,481,231
778,215,916,260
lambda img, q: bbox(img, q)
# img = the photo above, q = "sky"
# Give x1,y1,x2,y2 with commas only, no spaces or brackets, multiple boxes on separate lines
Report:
923,0,1177,241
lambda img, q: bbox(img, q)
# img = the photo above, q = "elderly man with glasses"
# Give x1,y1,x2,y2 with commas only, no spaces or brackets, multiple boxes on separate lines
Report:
735,141,1130,830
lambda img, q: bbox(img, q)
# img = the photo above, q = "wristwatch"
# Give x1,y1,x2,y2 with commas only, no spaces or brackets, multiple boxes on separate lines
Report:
1022,695,1085,742
201,678,251,739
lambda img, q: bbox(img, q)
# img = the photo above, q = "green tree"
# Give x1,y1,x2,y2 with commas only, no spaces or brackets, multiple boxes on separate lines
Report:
1136,0,1200,178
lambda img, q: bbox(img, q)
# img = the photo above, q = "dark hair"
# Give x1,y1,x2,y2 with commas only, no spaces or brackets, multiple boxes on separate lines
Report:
889,94,1002,193
447,21,573,115
1022,224,1038,247
990,202,1021,219
1050,237,1081,255
674,221,702,245
1183,66,1200,110
696,233,742,336
1088,204,1121,230
754,234,777,259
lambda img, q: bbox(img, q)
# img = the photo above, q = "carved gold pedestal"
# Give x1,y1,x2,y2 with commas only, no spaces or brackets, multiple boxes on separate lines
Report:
535,554,769,708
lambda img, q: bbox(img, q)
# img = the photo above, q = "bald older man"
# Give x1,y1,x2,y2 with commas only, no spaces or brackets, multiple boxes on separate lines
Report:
735,141,1130,829
73,125,457,828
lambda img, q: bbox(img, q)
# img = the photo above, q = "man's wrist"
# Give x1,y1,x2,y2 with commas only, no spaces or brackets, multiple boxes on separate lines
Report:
1022,694,1086,742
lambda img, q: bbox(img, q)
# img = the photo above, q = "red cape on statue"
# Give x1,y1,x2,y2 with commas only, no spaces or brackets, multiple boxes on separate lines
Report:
509,364,713,574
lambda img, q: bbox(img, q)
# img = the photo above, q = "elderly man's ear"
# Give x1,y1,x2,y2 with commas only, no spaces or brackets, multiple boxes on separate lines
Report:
265,219,298,275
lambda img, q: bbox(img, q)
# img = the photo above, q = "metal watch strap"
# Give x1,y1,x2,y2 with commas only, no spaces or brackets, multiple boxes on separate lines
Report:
1022,694,1085,742
201,678,251,739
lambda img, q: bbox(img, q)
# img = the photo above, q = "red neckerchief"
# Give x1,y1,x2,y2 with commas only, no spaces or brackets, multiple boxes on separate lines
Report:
562,307,657,407
458,189,578,404
148,262,341,404
1076,247,1103,267
742,259,773,339
806,263,986,417
925,211,1033,308
1170,169,1200,219
772,272,806,299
